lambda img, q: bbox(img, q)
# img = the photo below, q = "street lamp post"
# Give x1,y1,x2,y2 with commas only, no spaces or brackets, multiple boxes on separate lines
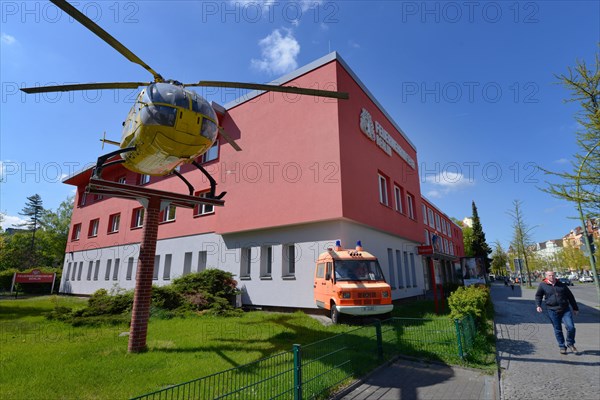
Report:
576,141,600,306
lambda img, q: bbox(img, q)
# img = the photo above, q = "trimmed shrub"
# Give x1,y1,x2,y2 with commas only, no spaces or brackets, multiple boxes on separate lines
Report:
151,285,186,310
75,288,134,317
448,285,490,321
172,269,240,315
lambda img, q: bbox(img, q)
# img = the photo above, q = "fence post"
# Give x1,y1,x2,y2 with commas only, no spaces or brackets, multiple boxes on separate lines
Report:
293,344,302,400
374,320,384,361
454,319,464,359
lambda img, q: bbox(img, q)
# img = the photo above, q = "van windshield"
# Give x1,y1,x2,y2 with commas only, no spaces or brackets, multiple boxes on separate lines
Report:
334,260,386,282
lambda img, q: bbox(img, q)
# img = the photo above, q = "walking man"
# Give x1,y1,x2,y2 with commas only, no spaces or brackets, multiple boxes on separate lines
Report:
535,271,579,354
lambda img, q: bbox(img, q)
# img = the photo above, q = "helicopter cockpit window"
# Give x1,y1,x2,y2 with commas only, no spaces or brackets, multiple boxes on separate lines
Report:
140,105,177,127
148,83,189,109
191,92,219,142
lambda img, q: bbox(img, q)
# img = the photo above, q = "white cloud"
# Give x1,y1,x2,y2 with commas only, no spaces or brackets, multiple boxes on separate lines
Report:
348,40,360,49
1,33,16,45
1,213,27,230
251,28,300,75
423,171,475,198
554,158,570,165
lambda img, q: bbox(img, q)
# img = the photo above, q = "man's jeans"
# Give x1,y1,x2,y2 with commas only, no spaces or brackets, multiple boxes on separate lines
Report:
546,308,576,348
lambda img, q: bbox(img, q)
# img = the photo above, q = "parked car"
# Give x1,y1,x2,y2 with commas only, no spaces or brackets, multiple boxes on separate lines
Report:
579,275,594,283
558,278,573,286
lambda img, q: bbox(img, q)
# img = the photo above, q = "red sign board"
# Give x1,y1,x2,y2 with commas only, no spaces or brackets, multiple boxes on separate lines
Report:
14,269,55,283
417,245,434,255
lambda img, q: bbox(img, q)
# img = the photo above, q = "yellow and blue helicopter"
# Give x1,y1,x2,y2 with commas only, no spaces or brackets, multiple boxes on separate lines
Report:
21,0,349,199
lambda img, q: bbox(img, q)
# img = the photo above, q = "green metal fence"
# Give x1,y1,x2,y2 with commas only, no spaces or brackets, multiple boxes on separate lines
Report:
131,315,477,400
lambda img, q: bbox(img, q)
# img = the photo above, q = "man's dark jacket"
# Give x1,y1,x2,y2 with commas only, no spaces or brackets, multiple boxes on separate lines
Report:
535,279,579,312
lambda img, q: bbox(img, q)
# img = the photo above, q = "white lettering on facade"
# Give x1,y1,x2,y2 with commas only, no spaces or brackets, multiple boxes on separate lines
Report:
360,108,416,169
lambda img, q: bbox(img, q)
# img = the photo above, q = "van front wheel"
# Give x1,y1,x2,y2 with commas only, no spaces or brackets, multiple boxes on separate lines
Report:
331,304,340,324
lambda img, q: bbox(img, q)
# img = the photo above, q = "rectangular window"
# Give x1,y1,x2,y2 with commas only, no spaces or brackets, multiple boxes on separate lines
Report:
88,219,99,237
424,230,430,245
406,193,415,219
241,248,251,278
316,263,325,279
117,175,126,184
139,174,150,185
113,258,120,280
435,214,441,231
378,174,389,206
260,246,273,278
79,192,87,207
396,250,404,288
283,244,296,277
163,254,172,280
183,252,193,276
77,263,83,281
65,263,71,281
105,259,112,280
201,141,219,163
447,222,452,238
153,255,160,280
93,260,100,281
71,262,77,281
428,208,435,228
126,257,134,280
394,185,403,213
108,213,120,233
387,248,396,289
197,251,207,273
410,253,417,287
131,208,144,228
422,204,427,224
194,192,214,216
71,224,81,241
87,261,93,280
160,205,176,223
403,251,410,287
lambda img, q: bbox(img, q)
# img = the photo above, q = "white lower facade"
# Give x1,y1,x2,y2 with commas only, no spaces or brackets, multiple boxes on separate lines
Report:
60,220,426,308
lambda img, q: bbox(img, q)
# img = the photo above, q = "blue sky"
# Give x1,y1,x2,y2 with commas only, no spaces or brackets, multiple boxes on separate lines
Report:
1,0,598,250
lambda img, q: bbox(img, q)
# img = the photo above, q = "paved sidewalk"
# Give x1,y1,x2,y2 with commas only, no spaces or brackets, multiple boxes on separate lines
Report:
493,283,600,400
335,357,496,400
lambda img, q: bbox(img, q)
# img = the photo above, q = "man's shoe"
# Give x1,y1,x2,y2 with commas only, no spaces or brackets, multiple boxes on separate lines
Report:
560,347,567,355
568,345,578,353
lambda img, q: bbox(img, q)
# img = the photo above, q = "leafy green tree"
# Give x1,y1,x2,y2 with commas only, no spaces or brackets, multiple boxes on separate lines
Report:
471,201,492,272
40,196,74,267
490,241,508,276
507,200,536,286
453,218,475,257
541,52,599,217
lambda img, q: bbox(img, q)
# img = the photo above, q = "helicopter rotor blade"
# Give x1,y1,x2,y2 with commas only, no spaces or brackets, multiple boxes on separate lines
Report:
21,82,150,94
217,127,242,152
187,81,349,100
50,0,163,82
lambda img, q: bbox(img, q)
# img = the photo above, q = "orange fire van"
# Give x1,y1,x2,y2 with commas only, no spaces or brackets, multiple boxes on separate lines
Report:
314,241,393,323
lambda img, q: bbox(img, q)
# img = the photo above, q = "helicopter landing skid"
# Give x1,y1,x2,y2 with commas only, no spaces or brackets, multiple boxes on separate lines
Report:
92,146,136,179
170,161,226,200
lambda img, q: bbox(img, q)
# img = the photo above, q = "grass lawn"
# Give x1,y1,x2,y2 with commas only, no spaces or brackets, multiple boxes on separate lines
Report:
0,296,496,399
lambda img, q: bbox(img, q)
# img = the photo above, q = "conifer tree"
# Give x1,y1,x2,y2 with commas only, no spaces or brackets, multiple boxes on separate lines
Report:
17,194,45,266
471,201,492,272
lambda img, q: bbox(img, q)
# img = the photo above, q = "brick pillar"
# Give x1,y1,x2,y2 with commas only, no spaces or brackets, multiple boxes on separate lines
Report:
128,197,161,353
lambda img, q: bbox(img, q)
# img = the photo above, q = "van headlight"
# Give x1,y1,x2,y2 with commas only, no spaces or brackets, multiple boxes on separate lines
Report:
340,292,351,299
382,291,389,298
